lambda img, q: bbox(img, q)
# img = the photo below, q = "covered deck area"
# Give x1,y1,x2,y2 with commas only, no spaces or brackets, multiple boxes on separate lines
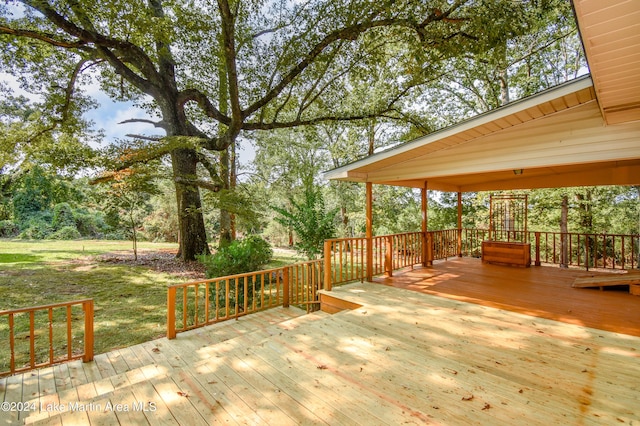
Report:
2,275,639,425
373,257,640,337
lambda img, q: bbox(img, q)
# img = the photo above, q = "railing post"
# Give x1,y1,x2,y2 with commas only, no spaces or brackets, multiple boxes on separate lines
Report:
426,232,434,266
385,235,393,277
535,232,541,266
366,237,373,281
167,286,177,339
585,235,590,271
457,228,463,257
323,240,332,291
83,300,94,362
283,267,290,307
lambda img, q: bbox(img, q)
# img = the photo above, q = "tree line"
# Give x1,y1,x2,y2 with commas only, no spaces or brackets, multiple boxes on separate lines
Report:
1,0,586,260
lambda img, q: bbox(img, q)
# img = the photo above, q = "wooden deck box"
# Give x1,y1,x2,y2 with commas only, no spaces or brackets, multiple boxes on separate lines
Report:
482,241,531,267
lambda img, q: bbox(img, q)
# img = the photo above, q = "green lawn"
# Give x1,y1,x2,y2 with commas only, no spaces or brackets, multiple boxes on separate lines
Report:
0,239,187,371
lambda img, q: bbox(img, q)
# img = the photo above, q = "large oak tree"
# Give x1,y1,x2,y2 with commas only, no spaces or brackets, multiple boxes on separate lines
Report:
1,0,556,259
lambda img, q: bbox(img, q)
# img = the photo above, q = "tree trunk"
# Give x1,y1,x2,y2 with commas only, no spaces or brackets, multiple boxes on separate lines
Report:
219,146,232,248
172,148,210,260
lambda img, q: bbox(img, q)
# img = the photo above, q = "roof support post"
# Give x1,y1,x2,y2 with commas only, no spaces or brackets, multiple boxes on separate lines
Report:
457,192,463,257
366,182,373,281
421,182,432,266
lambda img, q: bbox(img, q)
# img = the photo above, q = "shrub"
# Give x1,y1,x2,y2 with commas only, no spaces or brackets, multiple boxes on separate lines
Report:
52,202,76,230
200,235,273,279
74,208,109,238
20,220,53,239
0,220,19,237
51,225,81,240
199,236,273,314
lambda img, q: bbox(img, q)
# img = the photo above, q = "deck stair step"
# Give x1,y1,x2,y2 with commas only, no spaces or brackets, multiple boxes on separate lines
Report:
572,271,640,290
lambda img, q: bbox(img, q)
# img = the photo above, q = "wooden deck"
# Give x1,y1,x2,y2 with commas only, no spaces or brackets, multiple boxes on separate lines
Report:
2,276,639,425
374,257,640,337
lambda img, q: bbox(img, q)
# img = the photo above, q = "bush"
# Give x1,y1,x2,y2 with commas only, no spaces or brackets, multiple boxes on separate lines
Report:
0,220,19,237
74,208,109,238
52,202,76,230
51,225,81,240
199,236,273,314
200,235,273,279
20,218,53,239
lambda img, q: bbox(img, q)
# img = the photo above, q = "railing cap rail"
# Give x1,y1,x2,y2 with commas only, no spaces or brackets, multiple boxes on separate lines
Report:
168,258,323,289
0,298,93,316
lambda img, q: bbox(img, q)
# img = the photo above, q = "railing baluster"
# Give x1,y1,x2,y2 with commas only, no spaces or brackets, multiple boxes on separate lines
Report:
30,311,36,369
48,308,54,364
66,305,72,362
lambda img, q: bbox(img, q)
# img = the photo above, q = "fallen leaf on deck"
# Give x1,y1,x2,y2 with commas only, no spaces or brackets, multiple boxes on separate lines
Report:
177,391,189,397
482,403,491,410
317,364,328,370
462,394,474,401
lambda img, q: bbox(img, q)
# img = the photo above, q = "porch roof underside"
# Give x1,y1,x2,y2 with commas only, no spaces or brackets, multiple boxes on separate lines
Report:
324,76,640,192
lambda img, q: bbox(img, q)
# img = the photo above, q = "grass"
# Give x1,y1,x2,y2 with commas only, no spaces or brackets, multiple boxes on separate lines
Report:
0,240,306,373
0,239,184,372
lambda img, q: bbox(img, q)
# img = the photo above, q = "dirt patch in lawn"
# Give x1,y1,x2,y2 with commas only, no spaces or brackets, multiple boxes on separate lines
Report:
96,248,206,280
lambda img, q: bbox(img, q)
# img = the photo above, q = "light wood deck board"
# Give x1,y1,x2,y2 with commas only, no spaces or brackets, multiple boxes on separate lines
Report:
296,313,559,425
3,296,638,425
245,339,408,425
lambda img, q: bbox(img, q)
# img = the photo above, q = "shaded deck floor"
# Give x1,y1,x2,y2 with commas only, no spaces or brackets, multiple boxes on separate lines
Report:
1,279,639,425
374,257,640,337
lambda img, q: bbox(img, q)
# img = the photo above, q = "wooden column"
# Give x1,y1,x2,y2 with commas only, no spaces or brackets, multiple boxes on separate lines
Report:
421,182,432,266
457,191,463,257
323,240,332,291
83,300,94,362
366,182,373,281
167,287,177,339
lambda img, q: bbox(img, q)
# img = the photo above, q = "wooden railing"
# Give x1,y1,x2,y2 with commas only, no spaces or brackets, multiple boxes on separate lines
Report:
459,229,639,271
324,232,424,288
323,237,367,287
323,228,640,289
531,231,639,270
431,229,460,260
167,260,323,339
0,299,94,377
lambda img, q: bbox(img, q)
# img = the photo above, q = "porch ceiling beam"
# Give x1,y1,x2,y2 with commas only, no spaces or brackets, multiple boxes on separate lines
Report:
457,162,640,192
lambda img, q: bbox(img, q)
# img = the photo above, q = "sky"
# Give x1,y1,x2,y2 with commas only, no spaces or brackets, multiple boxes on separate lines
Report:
2,72,256,166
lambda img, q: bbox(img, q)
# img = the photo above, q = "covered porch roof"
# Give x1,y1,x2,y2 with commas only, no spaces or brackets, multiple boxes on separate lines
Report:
324,0,640,192
325,76,640,192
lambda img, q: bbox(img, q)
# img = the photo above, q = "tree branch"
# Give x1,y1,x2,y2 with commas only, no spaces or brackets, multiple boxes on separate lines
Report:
177,88,231,125
119,118,169,131
243,4,467,120
0,25,87,49
174,176,222,192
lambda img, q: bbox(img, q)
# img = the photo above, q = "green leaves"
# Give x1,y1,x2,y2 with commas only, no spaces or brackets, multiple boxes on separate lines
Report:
200,235,273,278
272,187,338,260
